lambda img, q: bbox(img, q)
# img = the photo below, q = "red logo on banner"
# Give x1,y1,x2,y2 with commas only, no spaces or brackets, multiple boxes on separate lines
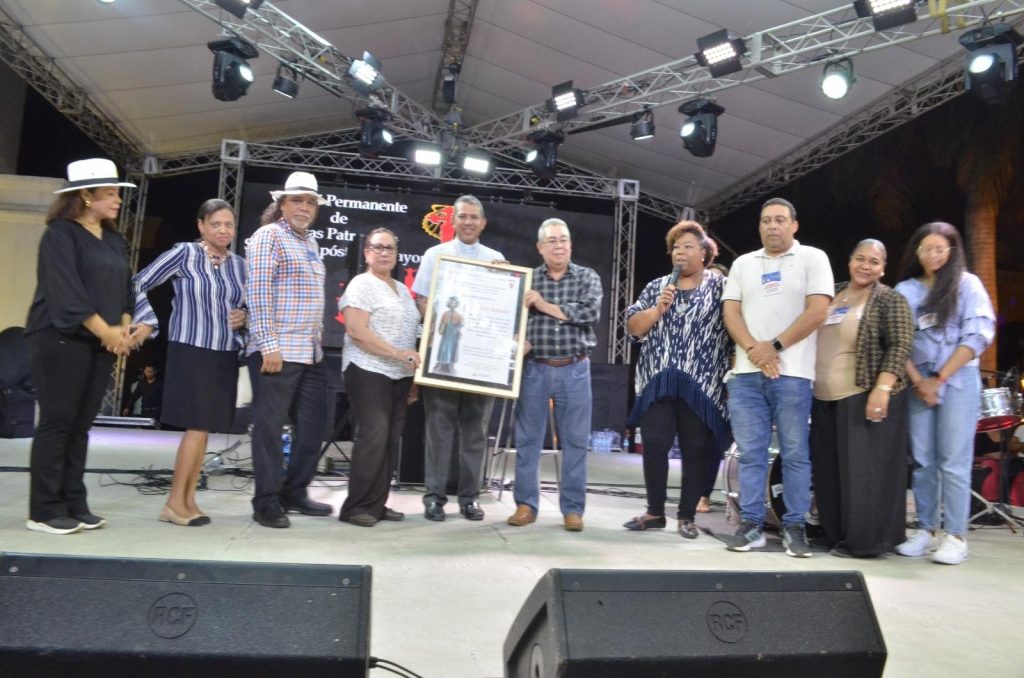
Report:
422,204,455,242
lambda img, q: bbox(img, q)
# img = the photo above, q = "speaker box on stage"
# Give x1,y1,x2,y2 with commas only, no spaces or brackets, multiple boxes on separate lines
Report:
504,569,886,678
0,552,371,678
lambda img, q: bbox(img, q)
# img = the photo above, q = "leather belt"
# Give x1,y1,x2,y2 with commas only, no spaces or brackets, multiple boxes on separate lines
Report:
533,353,588,368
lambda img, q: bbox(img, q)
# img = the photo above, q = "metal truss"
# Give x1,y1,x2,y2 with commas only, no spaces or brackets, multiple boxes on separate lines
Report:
463,0,1024,152
0,4,142,166
176,0,444,141
100,173,149,415
701,49,980,220
609,181,638,363
430,0,479,113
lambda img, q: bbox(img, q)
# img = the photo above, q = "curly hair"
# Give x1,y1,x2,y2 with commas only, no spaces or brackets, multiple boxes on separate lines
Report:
665,220,718,266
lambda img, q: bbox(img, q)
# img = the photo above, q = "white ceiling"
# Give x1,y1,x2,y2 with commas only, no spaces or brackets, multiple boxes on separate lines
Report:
1,0,976,207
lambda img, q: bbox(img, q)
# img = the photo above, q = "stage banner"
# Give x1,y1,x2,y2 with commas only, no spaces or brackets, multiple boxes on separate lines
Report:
238,183,614,356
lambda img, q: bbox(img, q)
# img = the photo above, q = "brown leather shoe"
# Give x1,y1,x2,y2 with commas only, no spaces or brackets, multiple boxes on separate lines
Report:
507,504,536,526
564,513,584,532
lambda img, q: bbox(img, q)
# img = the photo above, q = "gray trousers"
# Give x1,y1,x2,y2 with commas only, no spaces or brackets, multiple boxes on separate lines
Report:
422,386,493,506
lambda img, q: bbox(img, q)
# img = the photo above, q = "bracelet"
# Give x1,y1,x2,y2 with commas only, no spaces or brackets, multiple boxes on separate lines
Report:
875,384,892,392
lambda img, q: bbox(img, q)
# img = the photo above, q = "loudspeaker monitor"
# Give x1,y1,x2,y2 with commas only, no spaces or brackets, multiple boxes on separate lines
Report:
504,569,886,678
0,552,371,678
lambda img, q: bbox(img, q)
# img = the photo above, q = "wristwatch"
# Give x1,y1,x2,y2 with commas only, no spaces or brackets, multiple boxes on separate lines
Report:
771,338,784,352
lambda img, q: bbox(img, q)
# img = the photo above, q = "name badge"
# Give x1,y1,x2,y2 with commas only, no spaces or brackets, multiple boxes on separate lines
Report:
918,312,938,330
761,271,781,296
825,306,849,325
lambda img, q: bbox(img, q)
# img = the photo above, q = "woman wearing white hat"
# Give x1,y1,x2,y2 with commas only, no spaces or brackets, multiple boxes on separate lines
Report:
24,158,137,535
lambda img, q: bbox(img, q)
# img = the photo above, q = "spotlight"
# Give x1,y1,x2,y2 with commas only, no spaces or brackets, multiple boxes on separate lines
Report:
853,0,917,31
678,98,724,158
525,130,565,180
546,81,585,121
355,108,394,158
461,152,492,175
960,22,1021,104
821,59,856,99
694,29,747,78
214,0,265,20
411,142,443,166
630,109,655,141
348,51,384,95
208,37,258,102
272,64,300,99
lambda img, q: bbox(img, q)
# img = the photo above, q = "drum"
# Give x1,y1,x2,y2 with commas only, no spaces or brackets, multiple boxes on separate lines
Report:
977,387,1021,433
724,441,785,528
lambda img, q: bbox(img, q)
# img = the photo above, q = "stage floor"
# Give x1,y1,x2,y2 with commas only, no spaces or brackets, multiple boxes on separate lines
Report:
1,427,1022,677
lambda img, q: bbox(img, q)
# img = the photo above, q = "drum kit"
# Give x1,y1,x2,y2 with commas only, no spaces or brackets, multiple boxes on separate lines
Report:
971,369,1024,531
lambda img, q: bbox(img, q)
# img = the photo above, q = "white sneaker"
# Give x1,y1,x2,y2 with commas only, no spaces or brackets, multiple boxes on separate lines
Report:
895,530,937,557
932,534,968,565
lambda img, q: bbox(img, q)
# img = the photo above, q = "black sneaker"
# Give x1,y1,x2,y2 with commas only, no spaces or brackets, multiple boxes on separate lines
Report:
724,520,766,551
460,501,485,521
783,524,812,558
72,513,107,530
424,501,446,522
26,517,84,535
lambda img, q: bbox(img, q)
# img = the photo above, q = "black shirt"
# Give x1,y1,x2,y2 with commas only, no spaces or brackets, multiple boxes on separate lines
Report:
25,219,132,341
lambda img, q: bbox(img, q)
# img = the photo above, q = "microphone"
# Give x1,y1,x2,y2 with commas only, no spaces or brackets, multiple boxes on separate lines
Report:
667,265,682,288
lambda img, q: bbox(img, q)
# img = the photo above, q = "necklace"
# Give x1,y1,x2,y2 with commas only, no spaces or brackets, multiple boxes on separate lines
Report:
201,240,228,268
840,286,870,305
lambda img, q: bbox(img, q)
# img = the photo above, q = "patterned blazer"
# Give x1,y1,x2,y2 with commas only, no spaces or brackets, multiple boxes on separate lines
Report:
838,281,914,394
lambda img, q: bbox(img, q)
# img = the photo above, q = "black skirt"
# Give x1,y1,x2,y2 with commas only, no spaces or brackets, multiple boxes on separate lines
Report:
160,341,238,433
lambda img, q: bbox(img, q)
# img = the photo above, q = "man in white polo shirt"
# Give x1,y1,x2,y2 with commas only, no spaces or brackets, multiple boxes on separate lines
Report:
721,197,833,557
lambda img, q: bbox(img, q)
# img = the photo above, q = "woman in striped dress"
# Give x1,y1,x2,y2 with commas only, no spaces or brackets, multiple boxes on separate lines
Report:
131,199,247,526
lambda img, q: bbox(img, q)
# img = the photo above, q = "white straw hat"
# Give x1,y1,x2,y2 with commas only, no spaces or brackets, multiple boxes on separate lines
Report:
54,158,136,194
269,171,328,205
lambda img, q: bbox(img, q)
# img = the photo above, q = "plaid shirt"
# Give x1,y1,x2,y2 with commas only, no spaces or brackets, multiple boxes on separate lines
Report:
246,220,325,364
526,262,603,360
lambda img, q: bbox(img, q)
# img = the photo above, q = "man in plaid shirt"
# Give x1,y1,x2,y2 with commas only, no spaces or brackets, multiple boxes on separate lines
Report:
246,172,331,528
507,218,603,532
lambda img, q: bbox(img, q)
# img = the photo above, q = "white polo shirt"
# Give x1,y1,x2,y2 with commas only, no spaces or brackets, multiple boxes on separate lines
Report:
722,240,834,380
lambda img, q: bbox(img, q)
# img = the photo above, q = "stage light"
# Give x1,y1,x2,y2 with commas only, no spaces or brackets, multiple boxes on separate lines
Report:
694,29,747,78
356,107,394,158
853,0,917,31
630,109,655,141
214,0,265,20
821,59,856,100
272,64,300,99
442,62,461,105
348,51,384,95
678,98,724,158
412,142,443,166
208,37,258,102
546,81,585,121
525,130,565,180
461,152,492,175
960,22,1021,105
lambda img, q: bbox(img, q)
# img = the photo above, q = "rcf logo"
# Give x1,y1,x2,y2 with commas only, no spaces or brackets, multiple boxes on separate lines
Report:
422,204,455,242
706,601,747,643
148,592,198,638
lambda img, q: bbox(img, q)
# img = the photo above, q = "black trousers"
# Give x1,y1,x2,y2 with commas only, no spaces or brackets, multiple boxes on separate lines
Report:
247,354,328,513
810,390,908,556
26,329,114,521
339,364,411,520
639,398,716,521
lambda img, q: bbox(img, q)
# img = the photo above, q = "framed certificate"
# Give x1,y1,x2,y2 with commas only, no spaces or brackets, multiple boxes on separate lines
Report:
415,255,533,398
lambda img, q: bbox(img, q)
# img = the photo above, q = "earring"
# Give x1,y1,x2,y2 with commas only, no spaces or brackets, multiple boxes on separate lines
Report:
83,199,93,208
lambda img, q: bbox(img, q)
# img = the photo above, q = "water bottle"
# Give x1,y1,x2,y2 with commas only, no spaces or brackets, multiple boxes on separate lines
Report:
634,427,644,455
281,425,293,475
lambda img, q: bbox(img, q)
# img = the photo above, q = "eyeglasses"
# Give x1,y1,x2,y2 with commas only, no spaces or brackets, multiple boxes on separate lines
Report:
543,237,571,247
917,245,952,257
367,243,397,254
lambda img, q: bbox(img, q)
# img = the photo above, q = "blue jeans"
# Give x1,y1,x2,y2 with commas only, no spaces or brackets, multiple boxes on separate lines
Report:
514,358,592,516
727,373,813,527
908,365,980,536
